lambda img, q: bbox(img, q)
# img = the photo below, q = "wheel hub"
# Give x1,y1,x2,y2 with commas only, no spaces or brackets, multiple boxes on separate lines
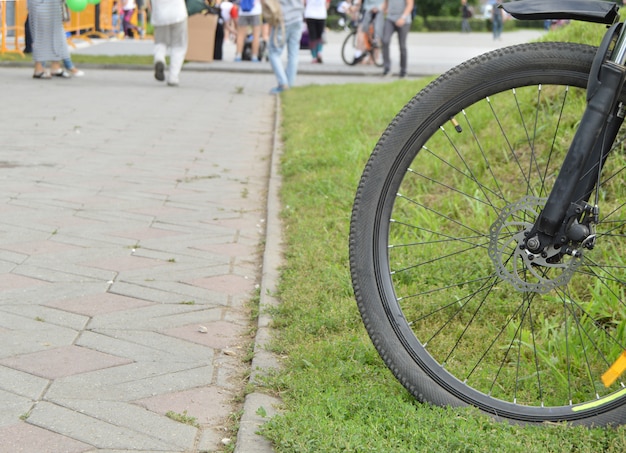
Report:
488,196,582,294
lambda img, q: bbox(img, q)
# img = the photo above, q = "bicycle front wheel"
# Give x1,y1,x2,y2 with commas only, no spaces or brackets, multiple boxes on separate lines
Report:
350,42,626,426
341,31,359,65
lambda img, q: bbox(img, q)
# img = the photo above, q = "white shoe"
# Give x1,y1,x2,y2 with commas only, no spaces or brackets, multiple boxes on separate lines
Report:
72,70,85,77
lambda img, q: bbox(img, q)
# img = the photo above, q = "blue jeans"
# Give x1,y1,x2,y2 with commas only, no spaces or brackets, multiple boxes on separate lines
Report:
268,20,303,88
492,17,503,39
63,58,75,70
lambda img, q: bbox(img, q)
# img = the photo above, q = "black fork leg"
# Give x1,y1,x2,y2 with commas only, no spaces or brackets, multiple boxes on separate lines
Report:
570,113,624,206
528,27,626,249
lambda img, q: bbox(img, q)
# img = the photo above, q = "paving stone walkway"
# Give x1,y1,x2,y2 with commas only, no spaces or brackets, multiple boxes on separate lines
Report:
0,67,276,452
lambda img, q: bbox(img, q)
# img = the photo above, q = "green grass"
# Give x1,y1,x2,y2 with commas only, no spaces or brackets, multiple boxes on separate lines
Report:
165,410,199,428
0,50,153,65
70,54,154,65
257,21,626,452
536,19,608,45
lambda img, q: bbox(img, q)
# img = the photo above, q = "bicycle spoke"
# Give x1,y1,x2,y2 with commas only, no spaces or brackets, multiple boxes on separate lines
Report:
438,121,504,213
390,239,490,274
352,42,626,424
399,275,495,303
390,82,624,406
407,168,497,211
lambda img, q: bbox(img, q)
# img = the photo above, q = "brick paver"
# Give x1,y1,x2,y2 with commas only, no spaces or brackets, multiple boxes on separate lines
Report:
0,67,276,452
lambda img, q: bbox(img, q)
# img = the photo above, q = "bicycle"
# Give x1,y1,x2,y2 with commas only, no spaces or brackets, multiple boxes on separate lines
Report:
341,10,383,67
349,0,626,427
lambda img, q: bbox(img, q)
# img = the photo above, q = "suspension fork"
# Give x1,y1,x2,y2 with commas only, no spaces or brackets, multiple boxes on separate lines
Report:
525,24,626,253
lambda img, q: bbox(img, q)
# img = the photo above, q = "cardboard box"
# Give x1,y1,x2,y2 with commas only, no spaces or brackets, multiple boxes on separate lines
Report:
186,13,217,63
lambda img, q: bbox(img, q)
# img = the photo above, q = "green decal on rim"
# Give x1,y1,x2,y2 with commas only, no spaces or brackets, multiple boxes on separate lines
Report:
572,388,626,412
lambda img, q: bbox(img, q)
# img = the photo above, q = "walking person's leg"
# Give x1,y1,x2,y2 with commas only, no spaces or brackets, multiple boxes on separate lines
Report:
124,10,134,36
235,16,249,61
24,15,32,53
250,18,262,61
305,18,318,61
153,24,167,81
214,20,224,60
373,9,384,44
285,20,303,87
495,19,502,39
62,57,84,76
167,20,188,86
268,26,288,92
314,19,325,63
356,10,374,59
397,22,410,77
381,19,394,75
123,10,130,36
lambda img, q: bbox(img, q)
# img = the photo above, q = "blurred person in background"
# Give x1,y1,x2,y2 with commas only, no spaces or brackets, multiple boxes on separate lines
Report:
148,0,188,86
381,0,412,77
27,0,70,79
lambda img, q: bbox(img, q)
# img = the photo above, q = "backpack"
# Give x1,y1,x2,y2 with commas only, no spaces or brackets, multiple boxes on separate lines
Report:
262,0,282,27
262,0,285,46
240,0,254,12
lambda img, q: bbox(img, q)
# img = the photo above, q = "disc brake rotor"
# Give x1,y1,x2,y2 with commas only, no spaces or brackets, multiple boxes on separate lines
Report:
488,196,581,294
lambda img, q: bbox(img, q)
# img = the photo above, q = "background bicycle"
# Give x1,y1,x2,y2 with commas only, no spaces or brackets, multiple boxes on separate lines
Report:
341,10,383,67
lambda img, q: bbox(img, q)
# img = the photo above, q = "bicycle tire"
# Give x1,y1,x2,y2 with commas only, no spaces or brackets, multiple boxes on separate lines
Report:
350,42,626,426
341,31,359,66
370,45,383,67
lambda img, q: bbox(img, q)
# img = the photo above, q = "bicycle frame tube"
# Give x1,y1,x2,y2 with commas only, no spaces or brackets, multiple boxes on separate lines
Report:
528,22,626,250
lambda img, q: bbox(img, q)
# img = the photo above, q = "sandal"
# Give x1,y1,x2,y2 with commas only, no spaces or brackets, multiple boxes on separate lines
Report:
52,69,70,78
33,71,51,79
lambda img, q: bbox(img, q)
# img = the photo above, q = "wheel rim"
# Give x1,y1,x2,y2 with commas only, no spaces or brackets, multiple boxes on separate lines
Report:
342,32,358,66
381,79,626,416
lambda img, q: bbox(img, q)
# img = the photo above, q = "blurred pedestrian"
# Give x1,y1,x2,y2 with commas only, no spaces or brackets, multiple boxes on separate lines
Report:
215,0,238,60
136,0,147,37
122,0,142,38
235,0,262,61
492,0,503,40
461,0,471,33
112,1,123,36
148,0,188,86
267,0,305,93
304,0,330,63
352,0,384,61
336,0,351,30
27,0,69,79
381,0,412,78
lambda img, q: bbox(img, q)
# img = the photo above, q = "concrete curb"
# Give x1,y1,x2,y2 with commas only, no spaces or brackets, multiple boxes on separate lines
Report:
234,95,285,453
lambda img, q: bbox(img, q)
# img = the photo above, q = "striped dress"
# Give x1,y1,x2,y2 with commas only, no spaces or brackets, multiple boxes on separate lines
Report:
27,0,70,63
